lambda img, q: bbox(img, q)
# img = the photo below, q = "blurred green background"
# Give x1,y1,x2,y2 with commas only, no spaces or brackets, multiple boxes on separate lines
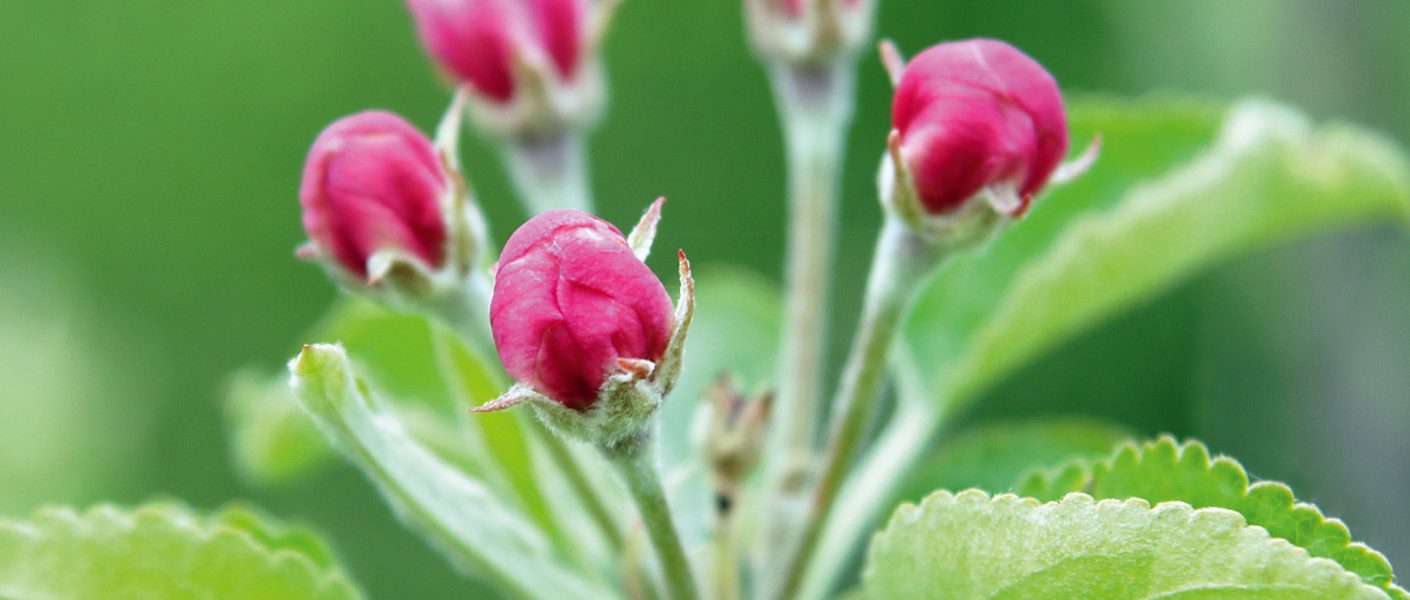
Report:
2,0,1407,597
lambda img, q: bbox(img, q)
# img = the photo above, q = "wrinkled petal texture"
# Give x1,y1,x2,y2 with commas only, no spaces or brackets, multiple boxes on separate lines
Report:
491,210,674,410
892,39,1068,214
406,0,585,103
299,111,447,278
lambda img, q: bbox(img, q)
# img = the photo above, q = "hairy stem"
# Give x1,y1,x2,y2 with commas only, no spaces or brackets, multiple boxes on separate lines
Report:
772,218,941,600
502,133,593,214
538,429,625,551
768,62,855,460
605,435,700,600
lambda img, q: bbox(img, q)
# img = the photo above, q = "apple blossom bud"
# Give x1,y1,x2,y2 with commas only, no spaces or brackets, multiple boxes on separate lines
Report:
405,0,609,139
489,209,675,410
299,111,448,280
888,39,1068,219
745,0,873,66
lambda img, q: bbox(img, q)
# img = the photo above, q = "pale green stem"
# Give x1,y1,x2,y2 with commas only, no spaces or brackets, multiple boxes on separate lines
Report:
767,61,856,463
710,521,740,600
501,133,593,214
418,268,496,358
539,428,625,551
797,398,941,599
772,217,942,600
604,435,700,600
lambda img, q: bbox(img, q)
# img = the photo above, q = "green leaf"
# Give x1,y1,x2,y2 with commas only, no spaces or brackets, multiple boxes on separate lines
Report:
863,490,1389,599
288,343,613,599
0,502,363,600
1017,437,1407,599
223,299,461,486
896,418,1133,502
900,98,1410,417
225,368,337,486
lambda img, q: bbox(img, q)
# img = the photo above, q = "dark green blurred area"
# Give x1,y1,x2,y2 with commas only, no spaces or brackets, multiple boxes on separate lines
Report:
1,1,1407,598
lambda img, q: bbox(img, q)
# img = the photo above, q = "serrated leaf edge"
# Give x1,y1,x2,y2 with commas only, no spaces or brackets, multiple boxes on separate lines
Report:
1017,435,1405,597
0,501,363,598
867,489,1388,599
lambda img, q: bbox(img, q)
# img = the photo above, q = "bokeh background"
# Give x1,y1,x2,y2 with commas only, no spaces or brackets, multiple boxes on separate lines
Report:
2,0,1407,597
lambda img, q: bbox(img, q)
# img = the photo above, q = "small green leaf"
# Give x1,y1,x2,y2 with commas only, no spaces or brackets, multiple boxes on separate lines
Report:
896,418,1133,502
863,490,1388,599
0,502,363,600
289,343,613,599
1017,437,1407,598
223,299,463,486
225,368,337,486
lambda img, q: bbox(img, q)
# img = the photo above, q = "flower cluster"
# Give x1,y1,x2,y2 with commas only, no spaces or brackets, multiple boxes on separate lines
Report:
290,3,1083,599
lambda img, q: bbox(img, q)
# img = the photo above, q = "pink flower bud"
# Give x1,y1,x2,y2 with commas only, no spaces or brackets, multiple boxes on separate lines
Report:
490,210,675,410
891,39,1068,215
406,0,587,103
299,111,447,279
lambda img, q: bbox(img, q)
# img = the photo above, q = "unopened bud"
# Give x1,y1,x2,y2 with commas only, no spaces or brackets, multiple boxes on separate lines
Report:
879,39,1093,244
744,0,873,66
299,111,449,284
405,0,613,139
475,201,695,450
700,374,773,510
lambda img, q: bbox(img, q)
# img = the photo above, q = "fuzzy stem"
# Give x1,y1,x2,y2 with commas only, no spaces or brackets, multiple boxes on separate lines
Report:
604,435,700,600
797,398,941,598
768,62,855,460
419,268,496,356
539,429,625,551
772,217,941,600
709,517,740,600
501,133,593,214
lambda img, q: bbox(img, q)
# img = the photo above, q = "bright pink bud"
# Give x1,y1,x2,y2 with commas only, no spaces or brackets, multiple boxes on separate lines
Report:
406,0,587,103
490,210,675,410
891,39,1068,215
299,111,447,279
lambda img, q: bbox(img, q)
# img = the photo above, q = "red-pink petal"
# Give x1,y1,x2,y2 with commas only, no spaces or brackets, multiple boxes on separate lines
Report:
892,39,1068,214
299,111,447,278
491,210,674,410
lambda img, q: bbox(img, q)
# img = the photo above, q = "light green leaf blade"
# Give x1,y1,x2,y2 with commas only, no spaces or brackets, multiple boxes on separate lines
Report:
896,418,1133,502
288,343,613,599
1017,437,1407,598
899,95,1222,410
863,490,1387,599
901,98,1410,417
0,502,363,600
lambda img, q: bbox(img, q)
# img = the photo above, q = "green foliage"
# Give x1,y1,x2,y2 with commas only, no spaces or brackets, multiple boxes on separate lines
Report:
224,299,456,486
1017,437,1407,599
900,98,1410,419
288,343,613,599
0,502,362,600
895,418,1133,502
863,490,1388,599
225,369,335,486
